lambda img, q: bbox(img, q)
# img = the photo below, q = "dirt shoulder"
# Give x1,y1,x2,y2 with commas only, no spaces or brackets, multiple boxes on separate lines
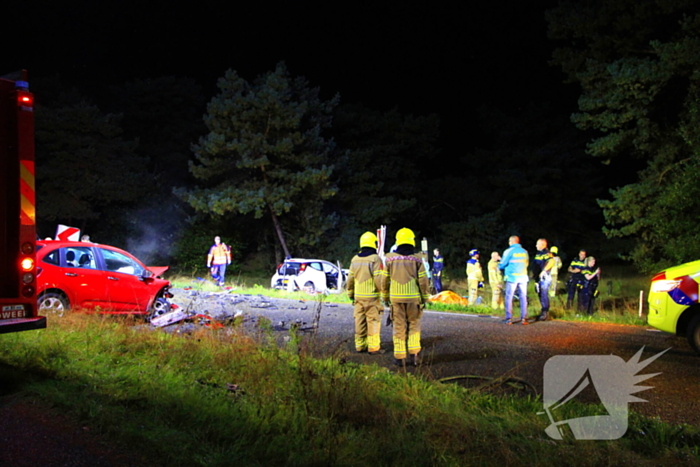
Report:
0,394,150,467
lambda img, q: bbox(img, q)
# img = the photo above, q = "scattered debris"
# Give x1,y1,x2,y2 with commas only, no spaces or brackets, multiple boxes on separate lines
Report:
147,286,342,338
151,309,191,327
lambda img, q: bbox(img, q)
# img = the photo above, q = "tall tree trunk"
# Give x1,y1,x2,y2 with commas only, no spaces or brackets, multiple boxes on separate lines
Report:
269,208,290,258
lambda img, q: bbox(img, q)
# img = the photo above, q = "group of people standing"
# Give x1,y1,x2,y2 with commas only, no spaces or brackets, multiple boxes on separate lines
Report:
345,229,603,366
446,237,602,322
486,237,601,322
346,228,430,367
565,249,601,315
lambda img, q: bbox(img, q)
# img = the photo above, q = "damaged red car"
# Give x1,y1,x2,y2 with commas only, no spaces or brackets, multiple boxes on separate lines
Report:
36,240,172,317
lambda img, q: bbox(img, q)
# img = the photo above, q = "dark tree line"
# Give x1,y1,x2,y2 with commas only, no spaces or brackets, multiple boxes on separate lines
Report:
547,0,700,272
29,63,609,275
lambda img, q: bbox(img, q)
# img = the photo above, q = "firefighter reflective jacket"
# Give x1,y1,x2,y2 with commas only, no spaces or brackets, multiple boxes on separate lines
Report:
488,259,503,286
347,248,384,301
208,243,231,266
466,258,484,281
380,248,430,304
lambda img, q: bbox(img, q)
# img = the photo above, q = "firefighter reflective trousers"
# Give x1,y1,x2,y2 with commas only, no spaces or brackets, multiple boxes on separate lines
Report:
491,284,504,309
353,298,382,352
468,279,481,305
391,301,423,359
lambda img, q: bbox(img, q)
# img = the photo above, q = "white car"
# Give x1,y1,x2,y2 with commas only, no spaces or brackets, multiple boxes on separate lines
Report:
271,258,346,294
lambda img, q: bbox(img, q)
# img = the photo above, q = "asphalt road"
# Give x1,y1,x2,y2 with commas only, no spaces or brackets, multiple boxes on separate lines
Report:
219,293,699,427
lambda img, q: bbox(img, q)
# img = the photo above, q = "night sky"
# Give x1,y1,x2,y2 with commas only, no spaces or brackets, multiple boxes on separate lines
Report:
4,0,573,154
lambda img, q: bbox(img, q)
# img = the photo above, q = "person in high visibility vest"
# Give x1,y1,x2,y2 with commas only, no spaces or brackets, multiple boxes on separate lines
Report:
466,249,484,305
533,238,556,322
488,251,504,310
379,228,430,366
566,249,587,309
580,256,601,314
499,235,529,325
548,246,563,298
207,236,231,287
347,232,385,354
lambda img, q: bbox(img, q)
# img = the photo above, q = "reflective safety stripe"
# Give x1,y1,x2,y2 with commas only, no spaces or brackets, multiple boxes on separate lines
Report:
355,278,379,299
20,160,35,224
390,280,421,300
355,335,367,352
393,337,407,359
367,333,380,352
407,332,421,354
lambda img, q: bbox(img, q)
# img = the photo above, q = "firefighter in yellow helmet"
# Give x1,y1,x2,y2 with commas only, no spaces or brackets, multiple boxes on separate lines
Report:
346,231,385,354
379,228,430,366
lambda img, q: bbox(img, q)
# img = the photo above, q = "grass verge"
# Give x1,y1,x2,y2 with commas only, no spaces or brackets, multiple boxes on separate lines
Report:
0,313,697,466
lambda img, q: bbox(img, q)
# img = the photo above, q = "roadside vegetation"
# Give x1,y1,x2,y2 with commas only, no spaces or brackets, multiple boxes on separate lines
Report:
0,312,697,466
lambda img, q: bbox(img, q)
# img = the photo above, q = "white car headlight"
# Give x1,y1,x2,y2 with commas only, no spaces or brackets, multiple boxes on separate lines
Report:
650,279,680,293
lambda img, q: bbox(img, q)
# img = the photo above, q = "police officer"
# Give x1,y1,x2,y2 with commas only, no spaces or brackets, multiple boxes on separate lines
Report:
380,228,430,366
580,256,601,314
432,248,444,293
347,232,385,354
566,249,587,309
533,238,555,321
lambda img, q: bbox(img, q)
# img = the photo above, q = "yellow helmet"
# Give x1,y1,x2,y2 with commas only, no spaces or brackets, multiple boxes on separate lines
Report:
360,231,378,248
550,246,559,254
395,227,415,246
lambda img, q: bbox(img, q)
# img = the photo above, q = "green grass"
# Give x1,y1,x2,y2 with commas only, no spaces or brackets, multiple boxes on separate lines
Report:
1,313,697,466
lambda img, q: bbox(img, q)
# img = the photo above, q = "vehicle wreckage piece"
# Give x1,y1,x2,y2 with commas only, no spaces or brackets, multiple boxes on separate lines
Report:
150,308,191,327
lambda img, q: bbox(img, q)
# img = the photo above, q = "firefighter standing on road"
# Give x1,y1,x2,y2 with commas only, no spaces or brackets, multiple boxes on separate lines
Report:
347,232,385,354
466,249,484,305
207,236,231,287
380,228,430,366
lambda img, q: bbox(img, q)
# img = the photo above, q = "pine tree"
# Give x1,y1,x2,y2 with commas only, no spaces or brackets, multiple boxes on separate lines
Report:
176,63,339,258
547,0,700,271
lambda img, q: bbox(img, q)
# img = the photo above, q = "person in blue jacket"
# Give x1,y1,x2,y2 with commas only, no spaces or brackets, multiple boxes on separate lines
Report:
499,235,530,325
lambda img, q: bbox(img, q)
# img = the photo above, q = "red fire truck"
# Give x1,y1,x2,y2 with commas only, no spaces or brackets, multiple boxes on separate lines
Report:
0,70,46,334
